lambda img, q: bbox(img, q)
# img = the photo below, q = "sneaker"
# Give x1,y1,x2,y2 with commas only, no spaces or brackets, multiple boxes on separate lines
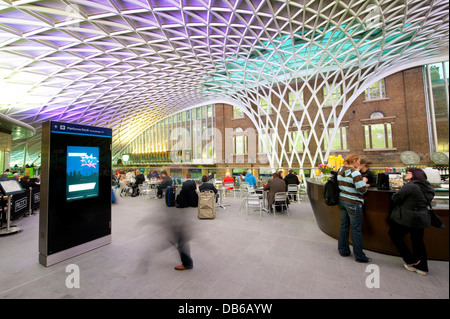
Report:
404,263,428,276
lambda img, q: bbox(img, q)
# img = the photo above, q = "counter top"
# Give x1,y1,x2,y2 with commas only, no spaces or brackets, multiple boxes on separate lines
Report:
307,180,449,261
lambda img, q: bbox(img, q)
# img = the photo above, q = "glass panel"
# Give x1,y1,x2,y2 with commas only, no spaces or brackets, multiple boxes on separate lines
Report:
371,124,386,149
259,97,270,114
386,124,393,148
365,126,370,149
323,85,341,106
207,105,213,118
370,111,384,119
289,91,303,110
233,106,243,118
365,79,385,100
258,133,272,153
430,62,449,152
235,136,244,154
342,127,347,149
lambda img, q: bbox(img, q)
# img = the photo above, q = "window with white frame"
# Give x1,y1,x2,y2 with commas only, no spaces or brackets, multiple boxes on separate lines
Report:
324,127,347,150
289,91,304,110
258,96,271,114
289,130,307,152
233,127,247,154
363,112,394,149
233,106,244,118
323,84,341,106
365,79,386,100
258,132,274,153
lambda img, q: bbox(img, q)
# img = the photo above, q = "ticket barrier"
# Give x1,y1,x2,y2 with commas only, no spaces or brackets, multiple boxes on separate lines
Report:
0,185,40,236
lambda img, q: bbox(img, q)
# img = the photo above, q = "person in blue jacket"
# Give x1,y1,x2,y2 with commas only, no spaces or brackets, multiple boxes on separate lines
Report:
245,169,257,188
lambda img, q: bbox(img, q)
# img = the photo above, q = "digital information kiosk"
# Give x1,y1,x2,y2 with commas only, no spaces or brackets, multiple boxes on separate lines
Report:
0,180,24,236
39,121,112,266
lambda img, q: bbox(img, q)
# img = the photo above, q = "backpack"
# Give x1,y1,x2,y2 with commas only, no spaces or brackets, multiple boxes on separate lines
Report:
322,171,340,206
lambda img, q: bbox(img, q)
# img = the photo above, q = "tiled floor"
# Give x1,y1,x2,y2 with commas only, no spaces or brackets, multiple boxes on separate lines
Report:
0,193,448,299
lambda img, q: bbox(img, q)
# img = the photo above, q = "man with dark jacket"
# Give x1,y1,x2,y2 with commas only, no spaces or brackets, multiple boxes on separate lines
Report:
131,169,145,197
176,174,198,208
284,169,300,201
263,172,287,212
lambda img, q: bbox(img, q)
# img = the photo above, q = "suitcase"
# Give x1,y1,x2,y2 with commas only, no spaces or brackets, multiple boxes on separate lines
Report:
165,186,176,207
198,190,216,219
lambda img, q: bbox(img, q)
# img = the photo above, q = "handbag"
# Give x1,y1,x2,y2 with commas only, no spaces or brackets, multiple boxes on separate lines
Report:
424,196,446,229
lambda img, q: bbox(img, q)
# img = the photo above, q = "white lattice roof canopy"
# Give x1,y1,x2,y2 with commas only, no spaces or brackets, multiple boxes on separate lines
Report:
0,0,448,166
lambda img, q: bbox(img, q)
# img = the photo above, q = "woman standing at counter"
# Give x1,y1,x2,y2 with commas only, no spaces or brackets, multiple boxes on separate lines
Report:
388,168,435,276
337,154,370,263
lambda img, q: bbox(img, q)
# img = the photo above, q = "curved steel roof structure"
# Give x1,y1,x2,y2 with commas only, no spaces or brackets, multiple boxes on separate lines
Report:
0,0,448,167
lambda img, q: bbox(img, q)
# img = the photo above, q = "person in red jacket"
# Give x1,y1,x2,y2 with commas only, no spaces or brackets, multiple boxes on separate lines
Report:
222,171,235,196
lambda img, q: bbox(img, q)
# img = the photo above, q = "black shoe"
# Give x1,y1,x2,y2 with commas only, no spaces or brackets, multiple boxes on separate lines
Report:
356,258,372,263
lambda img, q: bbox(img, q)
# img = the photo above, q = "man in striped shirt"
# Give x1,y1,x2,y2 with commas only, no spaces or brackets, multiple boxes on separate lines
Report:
337,153,371,263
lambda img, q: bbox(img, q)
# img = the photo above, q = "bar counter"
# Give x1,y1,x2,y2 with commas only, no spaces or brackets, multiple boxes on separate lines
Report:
307,179,449,261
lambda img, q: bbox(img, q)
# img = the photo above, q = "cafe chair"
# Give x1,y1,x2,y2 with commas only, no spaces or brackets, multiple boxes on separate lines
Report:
223,182,235,198
138,181,152,198
272,192,289,218
287,184,299,202
243,193,263,221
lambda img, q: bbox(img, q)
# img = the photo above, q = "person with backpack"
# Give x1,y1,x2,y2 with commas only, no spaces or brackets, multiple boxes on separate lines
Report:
336,153,370,263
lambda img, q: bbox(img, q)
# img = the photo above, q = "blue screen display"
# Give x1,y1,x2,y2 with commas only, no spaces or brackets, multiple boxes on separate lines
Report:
66,146,100,201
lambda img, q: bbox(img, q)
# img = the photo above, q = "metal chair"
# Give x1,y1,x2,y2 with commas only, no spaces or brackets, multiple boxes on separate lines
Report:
272,192,289,218
239,182,249,198
138,181,152,198
223,182,235,197
298,182,307,201
119,180,132,197
287,184,299,202
243,193,263,221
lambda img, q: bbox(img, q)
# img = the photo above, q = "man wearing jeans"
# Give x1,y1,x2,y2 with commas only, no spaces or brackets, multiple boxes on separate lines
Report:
336,154,370,263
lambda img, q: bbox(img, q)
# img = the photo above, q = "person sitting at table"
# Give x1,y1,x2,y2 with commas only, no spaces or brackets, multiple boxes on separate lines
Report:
199,175,218,202
222,171,235,196
263,172,287,212
245,169,257,188
176,174,198,208
284,169,300,201
131,169,145,197
19,175,39,189
157,171,173,199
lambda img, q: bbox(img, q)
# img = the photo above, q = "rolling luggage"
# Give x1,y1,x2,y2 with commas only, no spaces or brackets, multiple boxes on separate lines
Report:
165,186,176,207
198,191,216,219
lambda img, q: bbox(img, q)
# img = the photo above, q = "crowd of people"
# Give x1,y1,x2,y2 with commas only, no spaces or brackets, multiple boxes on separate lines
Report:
115,160,443,276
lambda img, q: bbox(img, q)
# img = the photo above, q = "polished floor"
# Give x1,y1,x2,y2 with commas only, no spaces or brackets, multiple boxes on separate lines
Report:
0,191,448,300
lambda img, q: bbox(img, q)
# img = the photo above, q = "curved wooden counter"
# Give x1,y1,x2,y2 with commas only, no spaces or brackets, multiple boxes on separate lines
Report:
307,179,449,261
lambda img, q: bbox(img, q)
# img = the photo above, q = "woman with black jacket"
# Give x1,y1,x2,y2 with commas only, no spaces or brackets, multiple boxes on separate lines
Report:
388,168,435,276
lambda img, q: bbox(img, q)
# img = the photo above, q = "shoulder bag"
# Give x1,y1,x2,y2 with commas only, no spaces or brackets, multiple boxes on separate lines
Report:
424,196,446,229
